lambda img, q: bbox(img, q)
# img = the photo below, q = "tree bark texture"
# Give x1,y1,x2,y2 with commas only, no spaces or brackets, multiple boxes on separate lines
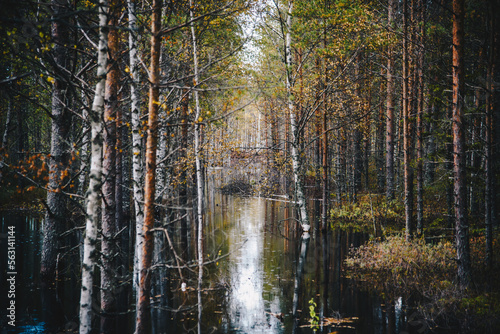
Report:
416,0,425,236
190,2,205,331
385,0,396,201
452,0,471,288
101,0,119,330
128,0,145,292
135,0,161,331
79,0,108,332
41,0,72,282
403,0,414,240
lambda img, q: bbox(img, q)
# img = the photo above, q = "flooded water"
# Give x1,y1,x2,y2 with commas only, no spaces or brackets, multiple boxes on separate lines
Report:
0,195,414,333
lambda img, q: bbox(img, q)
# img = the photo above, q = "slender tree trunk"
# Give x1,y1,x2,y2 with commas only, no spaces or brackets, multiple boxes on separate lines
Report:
353,55,363,203
377,68,385,192
386,0,396,201
469,88,482,217
416,0,425,236
1,96,11,150
135,0,161,331
128,0,145,292
452,0,471,288
41,0,72,282
322,83,328,231
425,99,437,185
79,0,108,332
180,89,189,254
336,130,346,204
189,3,204,332
285,0,310,232
485,0,496,269
353,128,362,203
403,0,414,240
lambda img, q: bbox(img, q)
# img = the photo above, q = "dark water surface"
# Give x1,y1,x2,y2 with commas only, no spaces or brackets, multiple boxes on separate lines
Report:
1,196,410,333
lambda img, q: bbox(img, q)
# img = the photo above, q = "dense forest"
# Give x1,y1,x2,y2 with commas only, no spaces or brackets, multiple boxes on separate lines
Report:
0,0,499,333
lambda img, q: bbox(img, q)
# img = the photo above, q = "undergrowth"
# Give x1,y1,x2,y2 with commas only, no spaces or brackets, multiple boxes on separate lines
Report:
344,234,500,333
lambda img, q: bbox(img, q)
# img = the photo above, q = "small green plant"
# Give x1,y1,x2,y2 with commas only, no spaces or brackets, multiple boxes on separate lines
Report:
309,298,319,330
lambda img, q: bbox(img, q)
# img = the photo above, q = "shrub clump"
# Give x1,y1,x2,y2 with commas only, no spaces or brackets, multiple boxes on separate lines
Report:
344,235,456,294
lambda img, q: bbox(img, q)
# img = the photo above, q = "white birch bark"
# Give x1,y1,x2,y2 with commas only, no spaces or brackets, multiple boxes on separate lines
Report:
128,0,145,292
78,102,89,197
79,0,108,332
284,0,310,232
189,2,204,332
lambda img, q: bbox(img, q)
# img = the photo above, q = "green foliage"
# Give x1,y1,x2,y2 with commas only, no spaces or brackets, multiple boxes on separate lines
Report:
308,298,319,330
330,195,404,232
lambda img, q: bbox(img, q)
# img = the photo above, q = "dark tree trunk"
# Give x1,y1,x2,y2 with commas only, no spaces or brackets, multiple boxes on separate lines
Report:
403,0,414,240
485,0,497,269
41,0,72,282
452,0,471,288
416,0,425,236
469,88,482,218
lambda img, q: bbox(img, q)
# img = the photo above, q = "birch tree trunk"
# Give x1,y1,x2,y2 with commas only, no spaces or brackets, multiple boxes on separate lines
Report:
128,0,145,292
452,0,471,288
41,0,72,281
101,0,119,330
135,0,161,331
78,103,89,198
285,0,310,232
79,0,108,332
189,2,205,331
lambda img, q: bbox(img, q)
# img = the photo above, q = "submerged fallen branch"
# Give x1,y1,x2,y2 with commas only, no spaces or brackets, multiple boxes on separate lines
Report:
300,316,359,329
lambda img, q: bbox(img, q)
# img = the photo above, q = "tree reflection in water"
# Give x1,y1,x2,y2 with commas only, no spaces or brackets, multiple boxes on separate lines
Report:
2,197,400,334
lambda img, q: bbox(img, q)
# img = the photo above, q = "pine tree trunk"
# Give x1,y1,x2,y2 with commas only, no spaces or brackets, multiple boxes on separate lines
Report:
403,0,414,240
416,0,425,236
135,0,161,331
79,0,108,332
452,0,471,288
41,0,72,282
377,68,386,192
386,0,396,201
